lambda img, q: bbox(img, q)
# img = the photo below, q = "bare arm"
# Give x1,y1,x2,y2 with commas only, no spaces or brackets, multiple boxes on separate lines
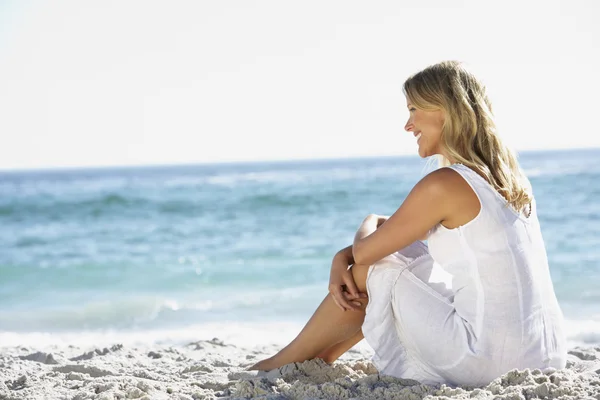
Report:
334,215,400,268
352,169,453,266
334,245,355,266
377,216,429,241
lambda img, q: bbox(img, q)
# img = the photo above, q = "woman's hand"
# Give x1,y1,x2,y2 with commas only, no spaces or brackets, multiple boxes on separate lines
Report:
328,248,367,312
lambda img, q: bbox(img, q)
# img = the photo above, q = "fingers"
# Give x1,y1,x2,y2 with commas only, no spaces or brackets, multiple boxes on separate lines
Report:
329,284,356,312
329,284,369,312
330,292,347,312
344,277,361,299
329,262,368,312
342,292,365,309
343,274,368,299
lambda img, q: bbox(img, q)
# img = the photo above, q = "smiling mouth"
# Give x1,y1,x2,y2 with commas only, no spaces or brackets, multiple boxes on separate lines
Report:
415,132,422,141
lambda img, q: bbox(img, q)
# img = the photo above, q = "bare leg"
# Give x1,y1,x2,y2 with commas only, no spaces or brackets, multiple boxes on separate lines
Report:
316,329,364,364
249,263,370,371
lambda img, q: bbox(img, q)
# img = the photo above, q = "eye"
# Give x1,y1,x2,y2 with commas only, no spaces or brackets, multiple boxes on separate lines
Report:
409,107,416,112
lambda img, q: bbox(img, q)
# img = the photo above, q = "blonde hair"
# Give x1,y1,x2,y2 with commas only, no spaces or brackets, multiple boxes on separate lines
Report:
403,60,532,215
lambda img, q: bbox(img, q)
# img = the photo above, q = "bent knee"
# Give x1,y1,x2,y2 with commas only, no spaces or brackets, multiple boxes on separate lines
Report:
351,263,370,294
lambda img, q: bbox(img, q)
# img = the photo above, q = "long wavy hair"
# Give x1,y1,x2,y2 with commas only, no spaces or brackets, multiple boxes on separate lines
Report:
403,60,532,215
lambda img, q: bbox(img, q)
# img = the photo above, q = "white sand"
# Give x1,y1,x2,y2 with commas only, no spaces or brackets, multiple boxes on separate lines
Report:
1,339,599,400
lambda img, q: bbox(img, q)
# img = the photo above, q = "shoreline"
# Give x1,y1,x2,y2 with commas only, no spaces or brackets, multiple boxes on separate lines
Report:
1,340,598,399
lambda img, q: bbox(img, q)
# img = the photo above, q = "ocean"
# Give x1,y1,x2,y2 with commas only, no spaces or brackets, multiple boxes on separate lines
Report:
1,148,599,349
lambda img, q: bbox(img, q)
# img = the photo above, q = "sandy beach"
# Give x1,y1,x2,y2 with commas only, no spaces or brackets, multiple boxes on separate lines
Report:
1,339,599,400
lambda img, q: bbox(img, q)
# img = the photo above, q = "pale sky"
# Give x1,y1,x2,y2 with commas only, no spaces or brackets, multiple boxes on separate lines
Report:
0,0,598,170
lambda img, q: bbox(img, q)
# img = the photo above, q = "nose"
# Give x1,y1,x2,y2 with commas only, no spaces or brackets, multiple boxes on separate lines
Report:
404,118,414,133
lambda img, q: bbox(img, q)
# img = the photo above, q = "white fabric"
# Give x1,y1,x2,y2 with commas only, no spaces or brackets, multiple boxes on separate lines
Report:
362,164,567,386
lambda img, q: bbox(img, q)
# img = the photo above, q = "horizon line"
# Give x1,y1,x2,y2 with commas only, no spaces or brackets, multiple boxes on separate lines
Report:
1,146,598,174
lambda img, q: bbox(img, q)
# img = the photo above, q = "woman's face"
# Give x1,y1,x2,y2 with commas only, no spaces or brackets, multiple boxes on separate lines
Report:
404,98,446,159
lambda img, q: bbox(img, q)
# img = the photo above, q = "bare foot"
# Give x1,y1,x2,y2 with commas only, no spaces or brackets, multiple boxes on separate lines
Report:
247,357,276,371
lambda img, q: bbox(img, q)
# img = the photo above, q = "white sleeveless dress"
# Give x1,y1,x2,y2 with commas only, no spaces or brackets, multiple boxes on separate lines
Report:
361,164,567,386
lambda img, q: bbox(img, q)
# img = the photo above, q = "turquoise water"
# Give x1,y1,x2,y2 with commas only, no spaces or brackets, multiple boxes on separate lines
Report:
1,149,599,346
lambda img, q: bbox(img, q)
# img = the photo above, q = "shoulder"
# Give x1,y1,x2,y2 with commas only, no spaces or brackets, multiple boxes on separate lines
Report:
416,166,466,195
415,167,478,211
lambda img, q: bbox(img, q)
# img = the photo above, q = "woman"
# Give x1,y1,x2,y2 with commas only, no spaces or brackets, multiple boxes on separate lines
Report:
249,60,567,386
